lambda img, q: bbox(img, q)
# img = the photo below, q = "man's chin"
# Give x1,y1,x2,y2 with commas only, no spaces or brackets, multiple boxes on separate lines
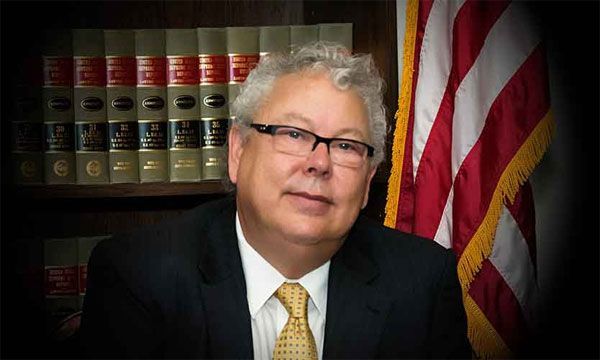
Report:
278,221,339,246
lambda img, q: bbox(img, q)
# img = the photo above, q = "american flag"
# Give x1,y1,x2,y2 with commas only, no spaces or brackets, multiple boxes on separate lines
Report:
385,0,554,357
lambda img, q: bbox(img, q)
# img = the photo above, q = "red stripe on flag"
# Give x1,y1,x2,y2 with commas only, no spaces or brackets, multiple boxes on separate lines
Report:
394,0,434,232
469,259,531,352
396,104,416,233
412,0,510,239
451,44,550,255
453,0,511,80
506,182,537,270
417,0,435,41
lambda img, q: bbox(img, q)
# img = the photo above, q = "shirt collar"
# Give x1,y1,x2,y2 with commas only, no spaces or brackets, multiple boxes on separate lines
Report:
236,211,330,319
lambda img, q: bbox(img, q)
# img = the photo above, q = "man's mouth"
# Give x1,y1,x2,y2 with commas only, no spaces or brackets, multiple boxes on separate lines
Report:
288,191,333,204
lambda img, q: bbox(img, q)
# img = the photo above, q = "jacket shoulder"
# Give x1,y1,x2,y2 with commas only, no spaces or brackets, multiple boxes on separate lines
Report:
355,215,452,258
352,215,457,284
87,196,236,293
98,195,234,252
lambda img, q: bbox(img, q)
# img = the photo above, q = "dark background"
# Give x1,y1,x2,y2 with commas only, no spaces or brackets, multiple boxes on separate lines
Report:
1,0,598,358
524,1,599,358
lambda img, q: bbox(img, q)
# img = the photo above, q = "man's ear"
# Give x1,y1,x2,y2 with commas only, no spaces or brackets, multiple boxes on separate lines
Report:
361,166,377,209
227,126,244,184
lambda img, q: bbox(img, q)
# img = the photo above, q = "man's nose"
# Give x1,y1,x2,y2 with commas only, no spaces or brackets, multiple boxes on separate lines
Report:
304,142,332,177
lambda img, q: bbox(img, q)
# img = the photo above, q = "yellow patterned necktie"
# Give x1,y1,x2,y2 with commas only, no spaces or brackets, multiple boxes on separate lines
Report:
272,282,318,360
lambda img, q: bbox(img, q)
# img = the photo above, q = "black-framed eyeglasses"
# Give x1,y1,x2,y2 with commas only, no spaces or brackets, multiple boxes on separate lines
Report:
249,123,374,168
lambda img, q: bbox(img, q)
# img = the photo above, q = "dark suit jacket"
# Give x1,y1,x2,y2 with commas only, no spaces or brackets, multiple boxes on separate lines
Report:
80,196,471,359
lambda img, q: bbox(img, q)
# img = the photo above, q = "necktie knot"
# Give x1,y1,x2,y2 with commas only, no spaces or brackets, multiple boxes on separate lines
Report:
273,282,317,360
275,282,309,319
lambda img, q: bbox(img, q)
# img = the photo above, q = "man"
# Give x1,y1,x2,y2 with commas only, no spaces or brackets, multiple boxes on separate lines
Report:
81,42,471,359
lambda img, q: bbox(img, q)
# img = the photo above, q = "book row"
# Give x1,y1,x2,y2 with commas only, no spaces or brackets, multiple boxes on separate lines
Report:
9,235,110,343
9,24,353,185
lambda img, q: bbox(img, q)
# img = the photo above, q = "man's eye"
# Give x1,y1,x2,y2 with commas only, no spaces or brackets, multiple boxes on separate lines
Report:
281,129,303,140
337,142,358,152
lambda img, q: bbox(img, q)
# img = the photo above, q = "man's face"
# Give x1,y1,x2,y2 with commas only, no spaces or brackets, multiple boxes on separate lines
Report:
229,71,376,247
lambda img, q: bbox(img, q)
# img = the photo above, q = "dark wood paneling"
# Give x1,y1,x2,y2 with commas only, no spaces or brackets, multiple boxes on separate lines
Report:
224,0,304,26
13,181,226,199
6,190,228,239
167,0,305,28
99,1,167,29
165,1,198,28
2,1,167,29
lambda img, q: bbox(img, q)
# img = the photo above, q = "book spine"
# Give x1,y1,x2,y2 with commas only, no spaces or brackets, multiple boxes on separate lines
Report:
73,29,109,184
10,36,43,184
166,29,201,182
259,25,291,58
105,30,139,183
290,25,318,52
318,23,353,52
197,27,229,180
11,119,43,184
11,51,43,184
42,29,76,184
226,26,259,116
44,237,80,340
135,29,168,183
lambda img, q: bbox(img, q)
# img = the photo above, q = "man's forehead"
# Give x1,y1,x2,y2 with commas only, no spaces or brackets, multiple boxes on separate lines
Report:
275,112,367,138
255,71,370,137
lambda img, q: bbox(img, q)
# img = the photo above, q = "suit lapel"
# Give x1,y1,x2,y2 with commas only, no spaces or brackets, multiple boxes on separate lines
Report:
192,201,392,359
196,198,253,359
323,218,392,359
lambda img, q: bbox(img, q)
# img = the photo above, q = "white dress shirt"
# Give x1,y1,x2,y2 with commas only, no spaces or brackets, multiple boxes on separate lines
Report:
236,212,330,360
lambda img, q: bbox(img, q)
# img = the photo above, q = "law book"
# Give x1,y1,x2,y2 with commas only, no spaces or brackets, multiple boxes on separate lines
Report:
135,29,168,183
104,30,139,184
77,235,109,308
290,25,318,51
42,29,76,184
226,26,259,107
166,28,201,182
318,23,353,52
73,29,109,184
197,27,229,180
9,28,43,185
11,118,43,185
44,237,80,343
10,50,43,185
259,25,291,58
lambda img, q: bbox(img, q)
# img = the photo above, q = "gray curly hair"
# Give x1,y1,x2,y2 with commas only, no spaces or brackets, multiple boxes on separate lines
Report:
230,41,387,166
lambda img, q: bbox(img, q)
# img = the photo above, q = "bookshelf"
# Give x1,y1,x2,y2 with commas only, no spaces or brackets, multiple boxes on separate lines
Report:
2,0,398,217
1,0,397,357
12,181,227,199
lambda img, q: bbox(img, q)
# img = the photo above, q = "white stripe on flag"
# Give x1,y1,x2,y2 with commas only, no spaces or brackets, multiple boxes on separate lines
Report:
432,3,540,245
490,205,539,326
412,0,466,178
433,187,453,248
451,2,540,177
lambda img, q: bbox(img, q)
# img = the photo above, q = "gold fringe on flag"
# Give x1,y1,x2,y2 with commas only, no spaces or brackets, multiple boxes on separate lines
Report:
464,293,513,359
384,0,419,229
457,110,555,292
387,3,555,357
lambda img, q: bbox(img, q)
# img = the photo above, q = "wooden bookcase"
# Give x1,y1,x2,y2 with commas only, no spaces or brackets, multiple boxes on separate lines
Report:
1,0,397,357
2,0,398,233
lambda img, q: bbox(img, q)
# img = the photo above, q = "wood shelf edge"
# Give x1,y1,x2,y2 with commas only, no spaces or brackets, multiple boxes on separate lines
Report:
10,181,228,199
